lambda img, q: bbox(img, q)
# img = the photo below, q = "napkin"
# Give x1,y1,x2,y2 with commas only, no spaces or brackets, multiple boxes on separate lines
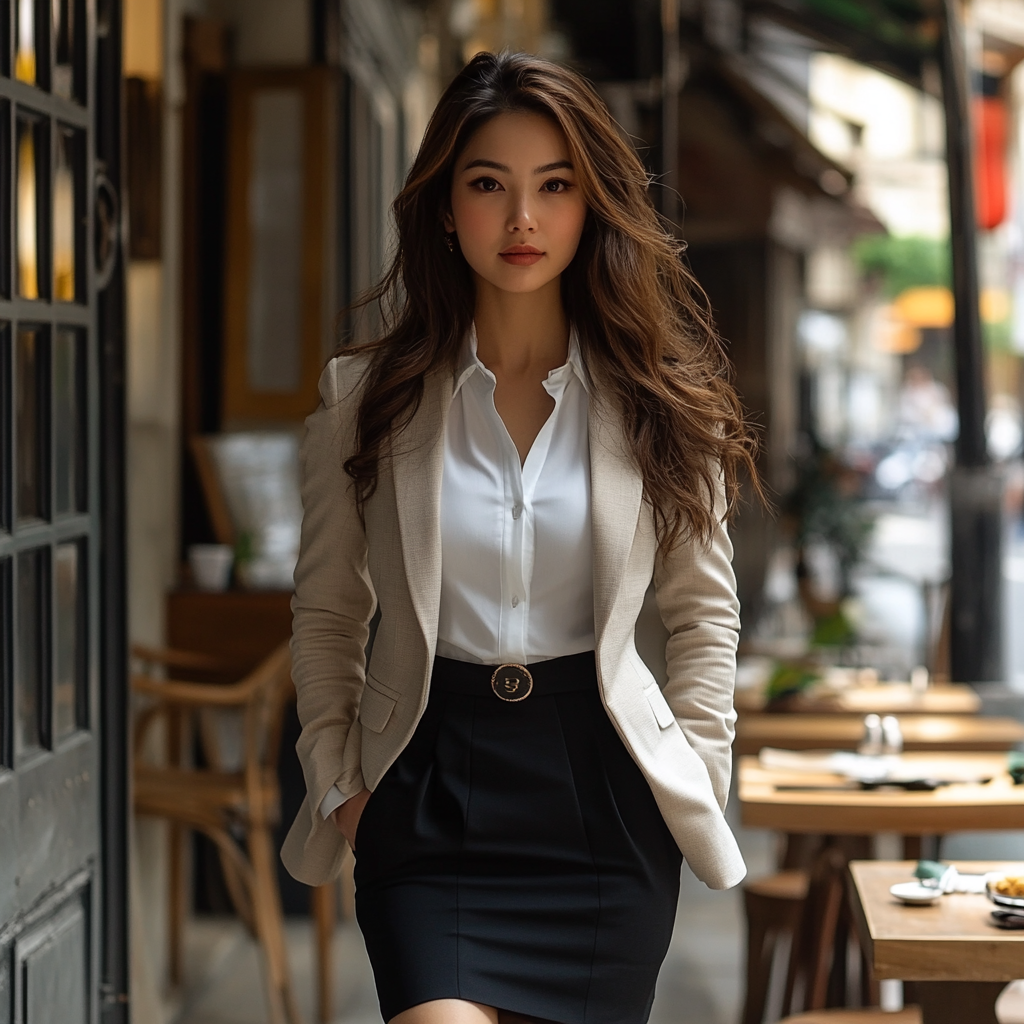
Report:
914,861,988,893
758,748,891,780
758,748,994,786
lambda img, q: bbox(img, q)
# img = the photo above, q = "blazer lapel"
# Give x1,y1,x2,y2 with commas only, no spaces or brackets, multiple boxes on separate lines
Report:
392,368,453,654
589,394,645,643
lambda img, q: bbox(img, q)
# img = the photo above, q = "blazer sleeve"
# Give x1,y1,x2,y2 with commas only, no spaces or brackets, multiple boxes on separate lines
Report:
652,476,741,810
290,355,377,829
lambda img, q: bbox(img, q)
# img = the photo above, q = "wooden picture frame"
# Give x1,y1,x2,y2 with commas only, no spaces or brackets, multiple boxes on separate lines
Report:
222,67,336,423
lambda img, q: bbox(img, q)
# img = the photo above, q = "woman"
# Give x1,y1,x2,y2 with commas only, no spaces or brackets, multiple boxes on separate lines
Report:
283,50,759,1024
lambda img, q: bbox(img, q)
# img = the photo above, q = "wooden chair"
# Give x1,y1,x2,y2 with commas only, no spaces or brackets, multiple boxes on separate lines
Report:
779,845,922,1024
742,869,809,1024
133,642,347,1023
133,642,304,1024
741,831,831,1024
780,845,854,1015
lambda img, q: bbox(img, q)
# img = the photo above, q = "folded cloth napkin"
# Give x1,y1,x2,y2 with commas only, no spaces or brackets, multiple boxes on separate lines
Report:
757,748,995,786
914,861,989,893
758,748,894,781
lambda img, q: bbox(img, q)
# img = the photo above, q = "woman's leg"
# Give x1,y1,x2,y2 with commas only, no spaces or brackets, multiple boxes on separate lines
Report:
390,1000,499,1024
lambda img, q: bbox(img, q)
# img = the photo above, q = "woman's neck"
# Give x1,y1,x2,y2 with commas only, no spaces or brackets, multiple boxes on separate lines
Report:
472,275,570,376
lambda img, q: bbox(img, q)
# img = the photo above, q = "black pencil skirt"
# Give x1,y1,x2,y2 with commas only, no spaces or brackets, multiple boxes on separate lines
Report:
353,651,683,1024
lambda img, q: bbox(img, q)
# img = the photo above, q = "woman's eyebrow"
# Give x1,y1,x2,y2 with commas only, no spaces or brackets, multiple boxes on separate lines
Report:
463,158,511,173
534,160,573,173
461,158,574,174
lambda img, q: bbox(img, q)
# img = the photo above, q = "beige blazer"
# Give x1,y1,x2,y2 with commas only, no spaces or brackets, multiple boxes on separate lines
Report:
281,352,747,891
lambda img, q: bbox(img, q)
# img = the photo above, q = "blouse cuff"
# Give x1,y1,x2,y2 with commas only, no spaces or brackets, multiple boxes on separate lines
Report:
319,784,352,820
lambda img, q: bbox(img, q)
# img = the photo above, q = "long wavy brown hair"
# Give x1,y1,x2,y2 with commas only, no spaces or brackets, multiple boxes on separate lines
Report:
342,50,761,552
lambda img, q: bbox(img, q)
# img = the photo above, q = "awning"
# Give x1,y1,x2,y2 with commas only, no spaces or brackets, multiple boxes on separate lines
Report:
744,0,939,88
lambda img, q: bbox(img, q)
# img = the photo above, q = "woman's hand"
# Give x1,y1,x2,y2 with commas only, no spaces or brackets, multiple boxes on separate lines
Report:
331,788,372,850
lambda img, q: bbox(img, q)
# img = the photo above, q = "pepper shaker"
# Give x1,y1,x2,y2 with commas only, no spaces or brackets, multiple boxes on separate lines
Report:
881,715,903,755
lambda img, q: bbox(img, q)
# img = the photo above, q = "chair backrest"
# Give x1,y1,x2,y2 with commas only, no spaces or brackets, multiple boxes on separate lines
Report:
132,641,293,779
234,642,292,826
242,641,294,777
782,844,848,1016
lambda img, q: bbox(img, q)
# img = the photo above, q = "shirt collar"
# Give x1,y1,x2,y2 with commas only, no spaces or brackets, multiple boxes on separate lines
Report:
453,322,589,398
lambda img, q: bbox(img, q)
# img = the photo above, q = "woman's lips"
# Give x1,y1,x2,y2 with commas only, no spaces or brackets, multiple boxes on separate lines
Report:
499,247,544,266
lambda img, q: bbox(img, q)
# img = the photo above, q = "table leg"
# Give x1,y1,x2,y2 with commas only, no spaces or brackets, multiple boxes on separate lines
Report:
902,835,922,860
780,831,820,869
901,835,943,860
905,981,1006,1024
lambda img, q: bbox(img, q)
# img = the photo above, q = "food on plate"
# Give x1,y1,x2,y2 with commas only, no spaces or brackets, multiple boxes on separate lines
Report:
992,876,1024,898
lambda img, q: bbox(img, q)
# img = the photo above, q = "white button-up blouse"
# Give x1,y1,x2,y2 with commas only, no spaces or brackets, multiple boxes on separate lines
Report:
321,324,595,817
436,324,595,665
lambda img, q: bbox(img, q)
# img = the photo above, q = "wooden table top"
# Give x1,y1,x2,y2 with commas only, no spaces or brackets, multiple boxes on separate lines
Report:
738,753,1024,834
734,714,1024,757
735,683,981,717
849,860,1024,981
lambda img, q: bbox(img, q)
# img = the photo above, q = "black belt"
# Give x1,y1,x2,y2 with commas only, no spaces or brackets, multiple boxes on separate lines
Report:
431,651,596,702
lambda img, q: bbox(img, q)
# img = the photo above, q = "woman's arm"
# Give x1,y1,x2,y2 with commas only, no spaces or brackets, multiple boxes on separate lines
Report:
652,476,741,810
291,357,377,829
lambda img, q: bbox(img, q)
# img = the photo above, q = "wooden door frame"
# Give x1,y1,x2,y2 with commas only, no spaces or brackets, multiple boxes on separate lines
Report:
221,66,334,423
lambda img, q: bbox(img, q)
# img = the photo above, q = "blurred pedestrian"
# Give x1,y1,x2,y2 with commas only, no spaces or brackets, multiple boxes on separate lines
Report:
897,363,957,443
283,51,760,1024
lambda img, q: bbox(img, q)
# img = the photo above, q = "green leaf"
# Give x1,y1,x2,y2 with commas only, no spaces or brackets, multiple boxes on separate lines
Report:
811,610,857,647
852,234,950,298
766,662,821,699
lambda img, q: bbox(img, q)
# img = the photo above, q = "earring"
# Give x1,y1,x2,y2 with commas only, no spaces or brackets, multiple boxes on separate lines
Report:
444,232,455,253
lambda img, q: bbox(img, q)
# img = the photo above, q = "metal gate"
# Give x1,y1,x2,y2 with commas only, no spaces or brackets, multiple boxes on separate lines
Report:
0,0,127,1021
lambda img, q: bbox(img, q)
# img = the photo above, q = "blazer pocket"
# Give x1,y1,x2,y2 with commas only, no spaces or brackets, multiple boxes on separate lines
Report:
643,681,676,730
359,681,397,734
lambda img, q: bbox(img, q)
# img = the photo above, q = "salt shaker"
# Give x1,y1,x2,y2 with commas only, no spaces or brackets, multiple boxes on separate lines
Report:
881,715,904,755
859,713,884,756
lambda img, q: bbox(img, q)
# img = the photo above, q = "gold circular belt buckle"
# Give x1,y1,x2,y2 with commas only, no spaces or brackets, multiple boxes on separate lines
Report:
490,663,533,702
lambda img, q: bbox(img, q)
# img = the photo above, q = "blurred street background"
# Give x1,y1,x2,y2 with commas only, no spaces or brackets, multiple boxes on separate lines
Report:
10,0,1024,1021
120,0,1024,1021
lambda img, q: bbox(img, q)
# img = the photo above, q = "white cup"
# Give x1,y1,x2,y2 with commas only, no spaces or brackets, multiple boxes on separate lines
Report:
188,544,234,592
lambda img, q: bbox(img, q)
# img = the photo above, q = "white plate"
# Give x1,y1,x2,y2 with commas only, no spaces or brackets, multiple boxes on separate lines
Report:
890,882,942,905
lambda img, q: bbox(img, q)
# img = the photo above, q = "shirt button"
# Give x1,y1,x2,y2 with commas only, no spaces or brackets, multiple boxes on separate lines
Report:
511,596,520,608
512,504,522,520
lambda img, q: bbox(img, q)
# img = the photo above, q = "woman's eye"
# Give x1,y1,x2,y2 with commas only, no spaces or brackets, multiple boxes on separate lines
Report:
469,176,501,192
541,178,572,193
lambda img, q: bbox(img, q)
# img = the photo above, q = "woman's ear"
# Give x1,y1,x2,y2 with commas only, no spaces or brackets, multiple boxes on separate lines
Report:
442,209,455,233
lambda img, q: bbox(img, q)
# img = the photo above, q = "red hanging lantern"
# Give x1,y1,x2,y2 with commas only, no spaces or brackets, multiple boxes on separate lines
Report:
974,86,1008,230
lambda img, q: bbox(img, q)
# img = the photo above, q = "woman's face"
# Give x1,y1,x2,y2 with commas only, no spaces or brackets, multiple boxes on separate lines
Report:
445,111,587,296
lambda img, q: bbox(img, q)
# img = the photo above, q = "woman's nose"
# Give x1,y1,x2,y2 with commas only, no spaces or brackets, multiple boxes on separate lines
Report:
506,190,536,233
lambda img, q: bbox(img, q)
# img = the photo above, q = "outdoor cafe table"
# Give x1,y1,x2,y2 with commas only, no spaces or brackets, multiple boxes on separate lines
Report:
734,683,981,716
848,860,1024,1024
734,714,1024,757
738,753,1024,835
